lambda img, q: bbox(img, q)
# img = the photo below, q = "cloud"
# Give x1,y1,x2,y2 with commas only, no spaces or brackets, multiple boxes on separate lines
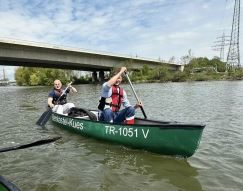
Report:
0,0,242,80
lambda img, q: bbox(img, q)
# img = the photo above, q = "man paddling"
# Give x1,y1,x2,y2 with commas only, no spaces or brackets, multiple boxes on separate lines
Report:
48,79,77,114
98,67,142,124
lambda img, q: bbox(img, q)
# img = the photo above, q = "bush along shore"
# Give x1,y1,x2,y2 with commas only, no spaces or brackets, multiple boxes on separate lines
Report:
129,57,243,83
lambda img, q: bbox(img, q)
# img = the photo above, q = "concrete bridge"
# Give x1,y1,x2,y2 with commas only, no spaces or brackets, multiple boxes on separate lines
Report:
0,38,183,81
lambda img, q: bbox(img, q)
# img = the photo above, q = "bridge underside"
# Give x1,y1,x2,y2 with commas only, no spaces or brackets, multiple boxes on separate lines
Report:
0,59,110,72
0,39,182,74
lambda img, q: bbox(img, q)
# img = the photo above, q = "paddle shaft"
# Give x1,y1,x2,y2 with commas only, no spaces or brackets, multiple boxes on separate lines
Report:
124,72,147,119
0,137,61,153
53,82,73,111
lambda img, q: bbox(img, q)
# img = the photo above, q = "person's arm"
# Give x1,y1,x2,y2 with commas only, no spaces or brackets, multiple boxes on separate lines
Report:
122,90,131,108
123,90,143,109
47,91,55,108
101,82,112,97
69,85,77,94
48,97,54,108
107,67,126,86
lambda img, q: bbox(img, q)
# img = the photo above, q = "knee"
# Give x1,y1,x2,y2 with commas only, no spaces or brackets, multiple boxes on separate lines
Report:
99,109,113,122
126,106,135,116
103,109,113,116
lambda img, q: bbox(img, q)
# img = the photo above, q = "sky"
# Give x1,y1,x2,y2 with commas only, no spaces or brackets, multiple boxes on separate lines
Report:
0,0,242,80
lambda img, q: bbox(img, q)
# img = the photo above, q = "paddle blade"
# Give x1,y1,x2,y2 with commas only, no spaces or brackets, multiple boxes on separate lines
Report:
36,109,49,125
0,137,61,153
36,108,52,127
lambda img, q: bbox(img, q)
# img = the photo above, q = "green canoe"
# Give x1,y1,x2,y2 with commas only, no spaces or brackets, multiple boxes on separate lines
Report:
52,110,205,157
0,176,20,191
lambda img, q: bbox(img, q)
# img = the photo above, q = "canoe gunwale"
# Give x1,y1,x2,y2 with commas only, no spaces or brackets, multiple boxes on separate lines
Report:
134,117,206,129
53,112,205,130
0,175,20,191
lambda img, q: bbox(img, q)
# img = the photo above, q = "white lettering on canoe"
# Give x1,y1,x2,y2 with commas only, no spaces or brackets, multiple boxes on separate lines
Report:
105,125,116,135
52,115,150,139
52,115,84,130
142,129,149,139
105,125,149,139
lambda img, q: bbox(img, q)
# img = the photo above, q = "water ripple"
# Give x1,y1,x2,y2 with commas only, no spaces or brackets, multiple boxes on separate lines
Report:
1,81,243,190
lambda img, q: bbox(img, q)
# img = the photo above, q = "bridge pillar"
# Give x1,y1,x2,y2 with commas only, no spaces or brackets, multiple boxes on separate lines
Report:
92,71,98,82
99,71,105,82
177,65,184,72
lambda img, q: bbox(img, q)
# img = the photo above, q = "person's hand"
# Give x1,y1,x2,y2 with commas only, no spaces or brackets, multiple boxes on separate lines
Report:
134,102,143,109
49,103,55,108
67,82,73,87
120,67,127,74
69,85,77,93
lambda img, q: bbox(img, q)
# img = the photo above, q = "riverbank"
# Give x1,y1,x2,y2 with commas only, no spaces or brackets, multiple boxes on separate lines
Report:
13,56,243,86
129,71,243,84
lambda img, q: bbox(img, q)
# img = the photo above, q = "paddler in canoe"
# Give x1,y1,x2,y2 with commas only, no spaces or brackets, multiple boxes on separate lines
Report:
36,79,77,127
48,79,77,114
98,67,143,124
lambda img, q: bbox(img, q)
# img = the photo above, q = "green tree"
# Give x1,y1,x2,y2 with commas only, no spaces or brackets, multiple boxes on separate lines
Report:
30,73,39,85
15,67,72,86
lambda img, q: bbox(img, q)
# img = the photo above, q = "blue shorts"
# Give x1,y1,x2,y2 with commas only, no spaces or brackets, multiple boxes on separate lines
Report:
99,106,135,123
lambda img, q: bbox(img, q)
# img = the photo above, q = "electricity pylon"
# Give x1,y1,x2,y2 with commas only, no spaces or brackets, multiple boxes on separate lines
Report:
212,32,230,62
226,0,241,70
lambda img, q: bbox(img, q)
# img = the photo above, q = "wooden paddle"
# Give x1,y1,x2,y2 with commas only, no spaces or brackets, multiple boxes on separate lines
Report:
36,82,72,127
0,137,61,153
124,71,147,119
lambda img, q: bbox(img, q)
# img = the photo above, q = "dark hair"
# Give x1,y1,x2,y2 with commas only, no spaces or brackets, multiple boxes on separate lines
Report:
110,67,121,77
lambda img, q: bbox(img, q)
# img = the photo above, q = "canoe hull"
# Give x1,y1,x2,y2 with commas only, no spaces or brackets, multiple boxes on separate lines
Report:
52,113,205,157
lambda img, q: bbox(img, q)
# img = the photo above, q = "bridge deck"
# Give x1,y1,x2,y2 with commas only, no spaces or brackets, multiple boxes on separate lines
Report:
0,38,182,71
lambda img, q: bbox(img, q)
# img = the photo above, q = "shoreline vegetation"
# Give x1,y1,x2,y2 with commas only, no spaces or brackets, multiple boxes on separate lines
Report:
14,57,243,86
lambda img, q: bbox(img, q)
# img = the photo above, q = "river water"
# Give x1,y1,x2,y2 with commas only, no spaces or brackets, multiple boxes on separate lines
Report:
0,81,243,191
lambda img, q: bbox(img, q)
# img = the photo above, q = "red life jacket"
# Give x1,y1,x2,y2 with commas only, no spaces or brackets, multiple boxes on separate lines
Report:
111,86,124,112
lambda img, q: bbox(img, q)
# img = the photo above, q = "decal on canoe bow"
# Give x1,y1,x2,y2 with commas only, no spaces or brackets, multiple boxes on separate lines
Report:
52,115,84,130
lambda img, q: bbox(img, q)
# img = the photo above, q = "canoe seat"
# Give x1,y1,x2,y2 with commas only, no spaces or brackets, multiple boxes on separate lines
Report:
68,107,98,121
75,116,90,119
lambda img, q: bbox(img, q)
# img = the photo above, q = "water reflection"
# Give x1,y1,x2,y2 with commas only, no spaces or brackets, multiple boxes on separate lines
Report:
82,140,204,191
